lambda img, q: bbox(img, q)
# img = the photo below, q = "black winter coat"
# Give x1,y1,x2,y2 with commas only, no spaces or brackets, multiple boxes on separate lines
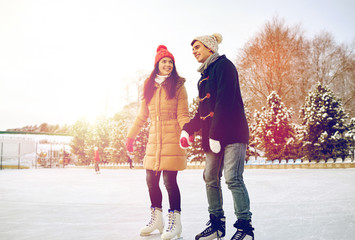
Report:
183,55,249,152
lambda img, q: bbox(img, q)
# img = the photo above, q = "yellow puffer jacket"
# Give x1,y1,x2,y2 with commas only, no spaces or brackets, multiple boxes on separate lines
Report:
127,78,190,171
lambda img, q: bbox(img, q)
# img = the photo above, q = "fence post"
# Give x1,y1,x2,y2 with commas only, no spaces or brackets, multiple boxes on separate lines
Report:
50,143,52,168
35,142,38,169
63,145,65,168
18,142,21,169
353,139,355,161
1,142,3,170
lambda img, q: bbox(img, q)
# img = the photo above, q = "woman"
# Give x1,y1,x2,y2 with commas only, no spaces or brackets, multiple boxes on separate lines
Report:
126,45,190,239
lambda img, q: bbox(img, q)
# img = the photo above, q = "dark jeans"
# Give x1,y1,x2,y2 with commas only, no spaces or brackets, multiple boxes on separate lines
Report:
95,162,100,172
146,170,181,211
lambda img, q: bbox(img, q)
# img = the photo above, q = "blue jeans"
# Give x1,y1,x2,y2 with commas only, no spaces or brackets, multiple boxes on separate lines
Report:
203,143,252,220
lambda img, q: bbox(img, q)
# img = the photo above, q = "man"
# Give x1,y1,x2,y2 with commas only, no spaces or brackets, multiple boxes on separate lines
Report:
180,33,254,240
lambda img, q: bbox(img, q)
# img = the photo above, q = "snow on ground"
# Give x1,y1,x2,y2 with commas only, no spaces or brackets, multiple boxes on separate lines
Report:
0,168,354,240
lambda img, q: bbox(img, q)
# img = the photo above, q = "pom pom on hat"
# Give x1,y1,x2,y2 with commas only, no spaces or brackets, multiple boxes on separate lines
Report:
156,45,167,52
212,33,223,44
191,33,223,53
154,45,175,66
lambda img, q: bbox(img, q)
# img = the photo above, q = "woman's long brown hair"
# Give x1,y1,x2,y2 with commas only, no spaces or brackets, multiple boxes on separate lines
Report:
143,62,181,104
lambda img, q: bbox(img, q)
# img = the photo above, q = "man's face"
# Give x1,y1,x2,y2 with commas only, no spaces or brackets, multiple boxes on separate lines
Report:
192,41,213,63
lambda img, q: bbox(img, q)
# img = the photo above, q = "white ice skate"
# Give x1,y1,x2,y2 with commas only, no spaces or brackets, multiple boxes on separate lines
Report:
140,207,164,236
161,210,182,240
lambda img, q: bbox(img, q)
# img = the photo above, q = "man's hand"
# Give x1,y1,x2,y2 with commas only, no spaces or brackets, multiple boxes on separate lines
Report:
180,130,194,149
209,138,221,154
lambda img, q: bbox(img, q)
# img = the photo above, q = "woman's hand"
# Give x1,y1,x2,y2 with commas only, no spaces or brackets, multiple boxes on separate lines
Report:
126,138,134,152
180,130,194,149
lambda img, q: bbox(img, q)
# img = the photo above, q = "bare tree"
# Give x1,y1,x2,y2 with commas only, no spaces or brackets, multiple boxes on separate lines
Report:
122,69,149,114
309,32,355,117
236,16,354,119
236,16,311,115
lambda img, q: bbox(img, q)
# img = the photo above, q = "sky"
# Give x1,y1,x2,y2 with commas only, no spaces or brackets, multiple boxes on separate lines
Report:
0,0,354,131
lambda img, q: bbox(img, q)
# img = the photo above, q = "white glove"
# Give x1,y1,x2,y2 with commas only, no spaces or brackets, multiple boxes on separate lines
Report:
209,138,221,154
179,130,193,149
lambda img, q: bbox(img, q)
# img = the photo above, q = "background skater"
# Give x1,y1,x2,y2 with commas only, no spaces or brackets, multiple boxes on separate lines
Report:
94,146,100,174
127,153,134,169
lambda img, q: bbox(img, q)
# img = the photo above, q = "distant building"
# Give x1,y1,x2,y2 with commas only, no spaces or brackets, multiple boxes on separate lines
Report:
0,132,72,169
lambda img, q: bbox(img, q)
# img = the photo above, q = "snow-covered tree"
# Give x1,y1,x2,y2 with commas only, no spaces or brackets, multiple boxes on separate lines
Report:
246,103,260,160
309,32,355,117
344,118,355,160
300,83,349,160
253,91,295,160
111,102,149,164
70,118,91,165
108,119,130,163
187,97,204,162
134,121,150,164
91,117,111,163
237,16,311,115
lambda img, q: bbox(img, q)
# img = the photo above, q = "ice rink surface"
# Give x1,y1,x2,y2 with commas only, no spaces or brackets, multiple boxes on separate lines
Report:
0,168,354,240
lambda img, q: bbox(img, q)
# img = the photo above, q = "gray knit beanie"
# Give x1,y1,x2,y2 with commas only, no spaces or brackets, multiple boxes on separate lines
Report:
191,33,223,53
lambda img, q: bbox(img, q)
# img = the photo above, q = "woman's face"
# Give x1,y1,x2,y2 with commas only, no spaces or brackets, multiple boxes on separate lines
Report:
158,57,174,76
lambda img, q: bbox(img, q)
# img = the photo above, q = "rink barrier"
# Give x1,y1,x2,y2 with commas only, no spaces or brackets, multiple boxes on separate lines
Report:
78,157,355,170
2,158,354,170
243,157,355,169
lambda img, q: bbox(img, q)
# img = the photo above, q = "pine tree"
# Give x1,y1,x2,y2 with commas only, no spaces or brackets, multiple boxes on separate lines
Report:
300,83,349,160
109,101,149,165
110,104,149,165
92,117,111,164
187,97,204,162
109,119,130,164
246,104,260,160
254,91,295,160
134,121,150,164
70,118,91,165
345,118,355,160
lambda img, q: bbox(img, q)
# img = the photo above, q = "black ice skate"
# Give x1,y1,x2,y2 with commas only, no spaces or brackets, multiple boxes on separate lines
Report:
195,214,225,240
231,219,254,240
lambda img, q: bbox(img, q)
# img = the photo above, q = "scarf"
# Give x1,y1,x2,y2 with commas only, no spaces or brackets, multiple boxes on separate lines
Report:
155,74,169,85
197,53,220,73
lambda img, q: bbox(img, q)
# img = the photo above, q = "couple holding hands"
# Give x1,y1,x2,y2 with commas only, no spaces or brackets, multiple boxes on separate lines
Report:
126,33,254,240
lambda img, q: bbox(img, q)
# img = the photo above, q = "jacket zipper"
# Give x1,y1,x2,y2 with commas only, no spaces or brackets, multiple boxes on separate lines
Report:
155,85,163,173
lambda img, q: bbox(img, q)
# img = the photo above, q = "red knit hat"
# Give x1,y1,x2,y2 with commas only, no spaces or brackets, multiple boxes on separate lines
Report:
154,45,175,66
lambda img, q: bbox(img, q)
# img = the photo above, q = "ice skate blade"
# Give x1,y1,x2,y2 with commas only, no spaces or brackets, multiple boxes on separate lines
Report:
140,233,157,237
161,230,182,240
140,233,150,237
195,236,224,240
140,231,154,236
140,229,164,237
161,236,183,240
